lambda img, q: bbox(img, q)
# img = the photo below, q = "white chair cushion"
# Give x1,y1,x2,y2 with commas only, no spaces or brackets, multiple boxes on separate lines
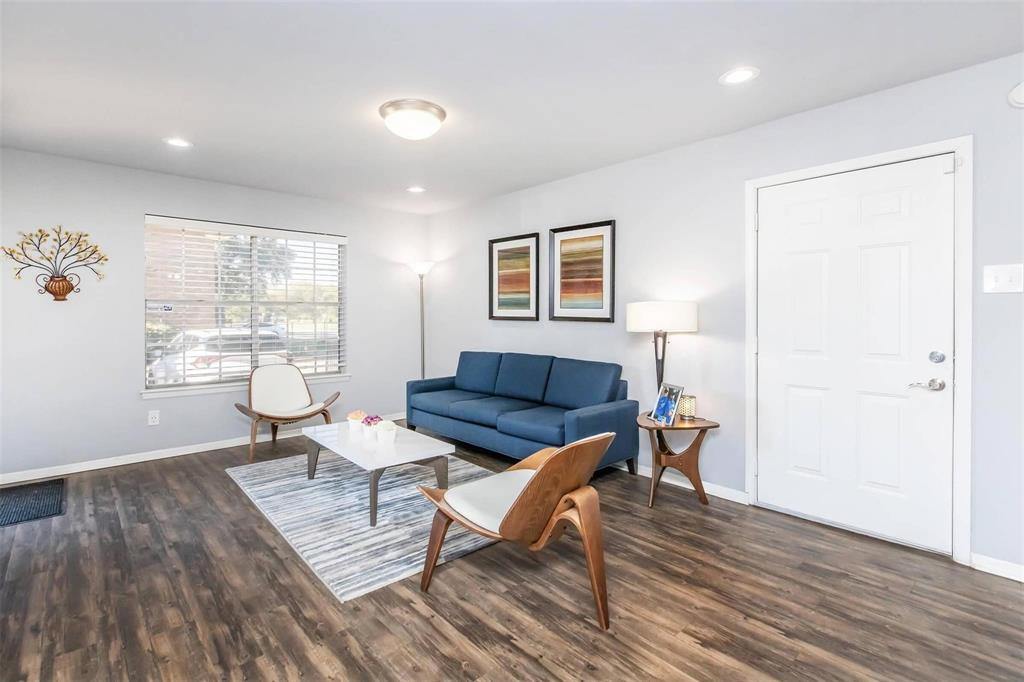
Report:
262,401,325,419
444,469,536,534
250,364,311,415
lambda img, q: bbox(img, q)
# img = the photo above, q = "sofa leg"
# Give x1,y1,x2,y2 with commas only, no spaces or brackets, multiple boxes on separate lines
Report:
407,424,417,431
626,457,637,475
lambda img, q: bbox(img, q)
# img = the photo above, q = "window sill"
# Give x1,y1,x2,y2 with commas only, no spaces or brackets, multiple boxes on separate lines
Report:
140,373,352,400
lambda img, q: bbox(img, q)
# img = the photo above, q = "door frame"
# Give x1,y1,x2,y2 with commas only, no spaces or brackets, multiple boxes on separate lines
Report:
744,136,974,564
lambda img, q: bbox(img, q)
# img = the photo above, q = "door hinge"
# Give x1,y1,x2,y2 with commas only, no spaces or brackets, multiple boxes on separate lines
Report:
754,212,759,231
753,336,759,354
943,155,960,175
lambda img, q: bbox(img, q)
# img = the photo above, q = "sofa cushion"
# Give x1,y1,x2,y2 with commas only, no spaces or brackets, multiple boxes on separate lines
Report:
449,396,540,427
444,469,536,533
493,353,554,402
410,389,488,417
496,405,567,446
543,358,623,410
454,351,502,394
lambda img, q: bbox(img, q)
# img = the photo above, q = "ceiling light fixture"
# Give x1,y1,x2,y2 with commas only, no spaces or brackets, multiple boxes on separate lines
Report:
407,186,427,193
718,66,760,85
379,99,447,140
164,137,193,148
1009,82,1024,109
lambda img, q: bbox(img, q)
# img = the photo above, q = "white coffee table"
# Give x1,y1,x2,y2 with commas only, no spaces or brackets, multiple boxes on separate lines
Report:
302,422,455,526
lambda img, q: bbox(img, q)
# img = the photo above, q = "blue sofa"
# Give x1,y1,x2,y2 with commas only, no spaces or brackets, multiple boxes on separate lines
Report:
406,351,639,470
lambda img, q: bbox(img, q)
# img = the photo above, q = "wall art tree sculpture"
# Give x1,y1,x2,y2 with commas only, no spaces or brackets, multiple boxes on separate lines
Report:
1,226,109,301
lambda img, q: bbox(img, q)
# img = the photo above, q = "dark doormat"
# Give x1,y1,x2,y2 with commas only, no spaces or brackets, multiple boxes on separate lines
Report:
0,478,66,526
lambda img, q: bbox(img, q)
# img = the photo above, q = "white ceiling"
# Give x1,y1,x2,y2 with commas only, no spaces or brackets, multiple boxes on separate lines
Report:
3,1,1021,215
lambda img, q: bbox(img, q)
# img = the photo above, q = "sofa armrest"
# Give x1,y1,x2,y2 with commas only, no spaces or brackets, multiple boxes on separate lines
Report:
406,376,456,426
565,399,640,467
407,376,456,396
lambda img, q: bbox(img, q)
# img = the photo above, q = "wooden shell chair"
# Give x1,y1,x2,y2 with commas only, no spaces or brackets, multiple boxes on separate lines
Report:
418,432,616,630
234,364,340,462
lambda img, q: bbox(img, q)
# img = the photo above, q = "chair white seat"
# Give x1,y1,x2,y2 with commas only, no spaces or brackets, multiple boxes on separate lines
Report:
235,363,340,463
263,401,325,419
443,469,536,533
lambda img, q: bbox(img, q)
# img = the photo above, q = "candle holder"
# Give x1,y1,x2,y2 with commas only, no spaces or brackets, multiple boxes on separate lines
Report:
679,394,697,420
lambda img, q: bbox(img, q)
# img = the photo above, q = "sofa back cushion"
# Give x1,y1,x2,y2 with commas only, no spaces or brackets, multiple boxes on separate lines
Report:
454,351,502,394
614,380,628,401
493,353,554,402
543,357,623,410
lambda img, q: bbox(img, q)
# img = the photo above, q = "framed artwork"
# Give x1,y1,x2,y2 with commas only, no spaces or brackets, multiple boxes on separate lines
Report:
489,232,539,320
650,382,685,426
548,220,615,322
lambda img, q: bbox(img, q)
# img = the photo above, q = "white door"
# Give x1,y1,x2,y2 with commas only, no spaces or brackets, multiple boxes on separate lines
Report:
756,154,955,553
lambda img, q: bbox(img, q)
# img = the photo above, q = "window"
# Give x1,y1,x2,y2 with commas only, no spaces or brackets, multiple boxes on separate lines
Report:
144,215,347,389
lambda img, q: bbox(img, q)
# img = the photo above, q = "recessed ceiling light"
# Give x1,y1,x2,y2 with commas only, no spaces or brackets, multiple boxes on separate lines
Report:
1009,82,1024,108
718,66,760,85
164,137,193,148
407,186,427,193
379,99,447,140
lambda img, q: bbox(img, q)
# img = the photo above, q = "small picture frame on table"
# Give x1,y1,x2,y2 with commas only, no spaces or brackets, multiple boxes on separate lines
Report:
650,383,684,426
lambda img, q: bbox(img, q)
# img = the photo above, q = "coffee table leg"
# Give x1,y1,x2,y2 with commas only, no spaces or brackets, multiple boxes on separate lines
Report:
369,468,384,526
432,457,448,489
306,438,321,480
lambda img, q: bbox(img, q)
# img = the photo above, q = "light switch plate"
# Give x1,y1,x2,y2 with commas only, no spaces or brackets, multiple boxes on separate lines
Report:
983,264,1023,293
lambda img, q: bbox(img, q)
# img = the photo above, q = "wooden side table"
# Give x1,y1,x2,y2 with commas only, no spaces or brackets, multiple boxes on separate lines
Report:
637,415,720,507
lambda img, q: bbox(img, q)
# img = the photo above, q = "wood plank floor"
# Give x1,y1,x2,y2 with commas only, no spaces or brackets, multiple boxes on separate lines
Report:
1,433,1021,681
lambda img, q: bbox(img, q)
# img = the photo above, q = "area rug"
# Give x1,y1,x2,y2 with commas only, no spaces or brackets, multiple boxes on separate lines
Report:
0,478,65,527
226,454,495,603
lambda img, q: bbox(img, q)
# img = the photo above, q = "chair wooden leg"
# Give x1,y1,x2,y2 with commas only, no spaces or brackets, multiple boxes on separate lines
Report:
570,487,610,630
421,509,453,592
270,423,279,445
248,419,260,463
322,410,332,424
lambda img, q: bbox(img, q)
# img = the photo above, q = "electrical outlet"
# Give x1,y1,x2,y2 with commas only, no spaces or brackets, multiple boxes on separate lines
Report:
147,410,160,426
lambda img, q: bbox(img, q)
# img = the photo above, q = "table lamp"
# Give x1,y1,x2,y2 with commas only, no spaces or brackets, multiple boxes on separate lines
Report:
626,301,698,387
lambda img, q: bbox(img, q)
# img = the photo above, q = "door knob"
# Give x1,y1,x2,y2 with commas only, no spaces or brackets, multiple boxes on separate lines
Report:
908,378,946,391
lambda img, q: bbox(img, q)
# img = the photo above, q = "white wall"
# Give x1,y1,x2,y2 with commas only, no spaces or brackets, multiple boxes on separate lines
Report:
0,149,428,476
426,54,1024,565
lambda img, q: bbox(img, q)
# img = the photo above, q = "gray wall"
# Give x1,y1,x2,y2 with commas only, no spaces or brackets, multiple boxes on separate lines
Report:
425,54,1024,564
0,149,428,475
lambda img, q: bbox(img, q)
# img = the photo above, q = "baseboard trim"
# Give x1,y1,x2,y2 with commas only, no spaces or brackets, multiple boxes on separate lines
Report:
1,411,411,486
616,462,750,505
0,429,305,486
971,553,1024,582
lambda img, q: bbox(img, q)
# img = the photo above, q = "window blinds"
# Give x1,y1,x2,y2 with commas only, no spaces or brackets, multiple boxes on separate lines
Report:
144,216,347,388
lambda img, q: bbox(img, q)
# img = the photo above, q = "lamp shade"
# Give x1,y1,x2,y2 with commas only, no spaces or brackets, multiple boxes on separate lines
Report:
408,261,436,276
626,301,698,333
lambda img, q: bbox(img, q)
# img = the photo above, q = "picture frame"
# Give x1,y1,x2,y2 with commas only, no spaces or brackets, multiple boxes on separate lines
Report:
489,232,540,320
650,382,685,426
548,220,615,322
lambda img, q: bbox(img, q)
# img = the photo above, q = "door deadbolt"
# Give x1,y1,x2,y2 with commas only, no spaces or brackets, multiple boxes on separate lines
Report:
929,351,946,364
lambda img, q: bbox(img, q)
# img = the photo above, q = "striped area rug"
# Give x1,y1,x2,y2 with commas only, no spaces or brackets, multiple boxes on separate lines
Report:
226,453,495,603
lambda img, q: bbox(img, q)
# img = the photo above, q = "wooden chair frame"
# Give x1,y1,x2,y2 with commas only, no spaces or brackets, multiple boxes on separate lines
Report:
417,432,615,630
234,365,340,462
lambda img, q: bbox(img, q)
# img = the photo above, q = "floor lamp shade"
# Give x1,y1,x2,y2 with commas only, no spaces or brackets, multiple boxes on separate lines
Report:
626,301,698,333
627,301,698,389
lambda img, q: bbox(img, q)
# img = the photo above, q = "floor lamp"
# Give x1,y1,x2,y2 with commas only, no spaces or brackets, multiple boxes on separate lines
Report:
409,261,435,378
626,301,699,387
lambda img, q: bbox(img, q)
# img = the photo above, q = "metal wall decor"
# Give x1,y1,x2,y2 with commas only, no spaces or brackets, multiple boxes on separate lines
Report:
1,226,109,301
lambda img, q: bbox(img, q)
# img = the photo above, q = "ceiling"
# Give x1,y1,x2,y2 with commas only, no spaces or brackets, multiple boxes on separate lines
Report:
3,2,1021,215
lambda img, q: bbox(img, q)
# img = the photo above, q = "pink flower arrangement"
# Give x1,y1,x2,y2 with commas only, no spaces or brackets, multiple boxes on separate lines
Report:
361,415,382,427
